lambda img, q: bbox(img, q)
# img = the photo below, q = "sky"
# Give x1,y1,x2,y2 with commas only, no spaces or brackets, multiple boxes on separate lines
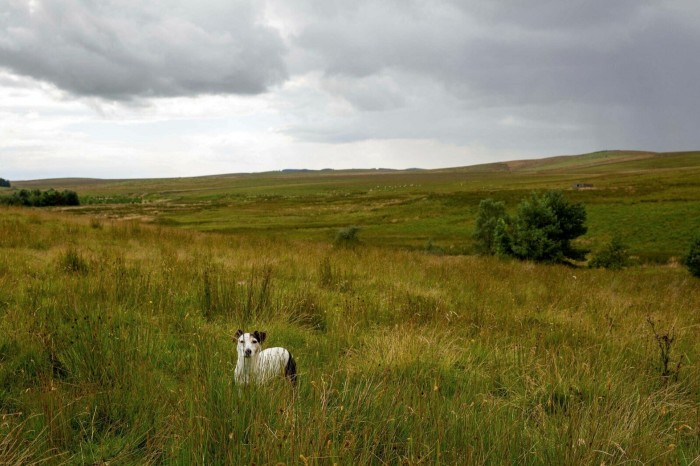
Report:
1,0,699,180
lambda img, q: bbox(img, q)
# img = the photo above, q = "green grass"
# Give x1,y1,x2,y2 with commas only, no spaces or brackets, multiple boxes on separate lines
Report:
11,150,700,260
586,202,700,261
0,207,699,464
2,150,700,464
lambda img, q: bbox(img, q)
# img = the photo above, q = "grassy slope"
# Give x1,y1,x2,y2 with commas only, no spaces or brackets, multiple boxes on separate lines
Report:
0,209,698,464
1,151,700,464
12,150,700,260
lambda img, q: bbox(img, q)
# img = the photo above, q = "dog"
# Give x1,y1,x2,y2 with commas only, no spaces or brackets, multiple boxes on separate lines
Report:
234,329,297,386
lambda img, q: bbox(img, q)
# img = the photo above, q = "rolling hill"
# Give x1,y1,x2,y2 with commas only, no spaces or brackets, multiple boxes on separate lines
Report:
6,150,700,261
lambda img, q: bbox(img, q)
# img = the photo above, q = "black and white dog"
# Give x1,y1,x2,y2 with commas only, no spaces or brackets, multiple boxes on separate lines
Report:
234,329,297,386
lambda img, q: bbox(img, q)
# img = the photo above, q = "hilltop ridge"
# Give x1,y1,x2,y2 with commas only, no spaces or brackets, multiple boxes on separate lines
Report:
11,150,700,190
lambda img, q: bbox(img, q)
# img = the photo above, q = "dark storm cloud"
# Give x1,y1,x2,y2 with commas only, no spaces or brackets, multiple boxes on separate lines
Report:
0,0,287,100
1,0,699,155
294,0,698,104
287,0,700,151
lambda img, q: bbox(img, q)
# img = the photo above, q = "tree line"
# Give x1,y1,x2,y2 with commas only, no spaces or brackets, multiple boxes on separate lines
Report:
0,188,80,207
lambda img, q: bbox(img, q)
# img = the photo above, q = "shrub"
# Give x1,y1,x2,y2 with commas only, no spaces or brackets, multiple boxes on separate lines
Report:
473,198,507,255
493,191,587,263
335,226,361,247
646,318,682,381
683,234,700,278
589,236,630,270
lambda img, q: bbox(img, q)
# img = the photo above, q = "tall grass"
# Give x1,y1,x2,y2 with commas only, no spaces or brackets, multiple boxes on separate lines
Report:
1,207,698,464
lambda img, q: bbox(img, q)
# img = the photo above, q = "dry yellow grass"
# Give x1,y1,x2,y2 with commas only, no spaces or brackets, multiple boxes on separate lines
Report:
0,206,698,464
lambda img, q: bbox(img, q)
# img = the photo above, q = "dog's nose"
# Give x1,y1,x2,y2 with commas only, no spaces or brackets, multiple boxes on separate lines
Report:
244,348,252,356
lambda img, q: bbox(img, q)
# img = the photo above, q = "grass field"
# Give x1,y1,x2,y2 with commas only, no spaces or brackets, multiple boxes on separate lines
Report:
13,150,700,259
2,150,700,464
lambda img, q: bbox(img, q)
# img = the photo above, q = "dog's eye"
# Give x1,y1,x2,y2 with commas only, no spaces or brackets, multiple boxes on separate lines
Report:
251,339,258,344
238,339,243,344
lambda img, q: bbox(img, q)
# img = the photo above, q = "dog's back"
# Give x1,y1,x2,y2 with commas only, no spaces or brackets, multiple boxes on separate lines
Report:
259,347,297,385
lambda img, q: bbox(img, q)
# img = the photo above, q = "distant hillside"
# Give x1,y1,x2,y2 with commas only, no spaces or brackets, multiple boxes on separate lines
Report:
503,150,700,173
10,150,700,196
5,149,700,260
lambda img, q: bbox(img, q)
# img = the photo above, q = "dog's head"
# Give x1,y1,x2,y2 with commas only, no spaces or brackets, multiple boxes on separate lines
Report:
234,329,266,358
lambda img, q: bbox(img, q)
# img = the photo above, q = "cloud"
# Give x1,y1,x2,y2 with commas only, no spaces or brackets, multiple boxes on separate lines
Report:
293,0,695,105
1,0,699,180
276,0,700,151
0,0,287,100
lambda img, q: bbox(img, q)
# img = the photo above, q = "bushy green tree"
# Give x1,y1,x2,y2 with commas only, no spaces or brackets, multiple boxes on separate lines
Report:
493,191,587,263
0,188,80,207
589,236,630,269
0,178,10,188
62,190,80,206
683,234,700,278
473,198,507,254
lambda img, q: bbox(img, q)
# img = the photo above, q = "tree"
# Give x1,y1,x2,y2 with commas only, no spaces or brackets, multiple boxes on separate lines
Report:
0,178,10,188
473,198,508,254
683,234,700,278
494,191,587,263
0,188,80,207
61,190,80,206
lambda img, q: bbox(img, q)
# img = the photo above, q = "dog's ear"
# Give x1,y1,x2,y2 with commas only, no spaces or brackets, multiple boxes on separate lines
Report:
253,331,266,344
234,329,244,339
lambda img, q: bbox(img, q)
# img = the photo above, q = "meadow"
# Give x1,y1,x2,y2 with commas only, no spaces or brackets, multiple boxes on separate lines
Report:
13,150,700,259
1,150,699,464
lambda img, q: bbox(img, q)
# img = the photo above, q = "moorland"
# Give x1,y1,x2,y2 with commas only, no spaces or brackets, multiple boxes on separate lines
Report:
1,150,699,464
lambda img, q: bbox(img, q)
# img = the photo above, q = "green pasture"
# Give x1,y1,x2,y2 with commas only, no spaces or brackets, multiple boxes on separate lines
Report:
12,150,700,260
0,208,699,464
1,150,699,463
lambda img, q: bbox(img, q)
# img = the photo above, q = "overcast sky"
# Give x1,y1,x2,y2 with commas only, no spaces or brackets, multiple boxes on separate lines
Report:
1,0,699,180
